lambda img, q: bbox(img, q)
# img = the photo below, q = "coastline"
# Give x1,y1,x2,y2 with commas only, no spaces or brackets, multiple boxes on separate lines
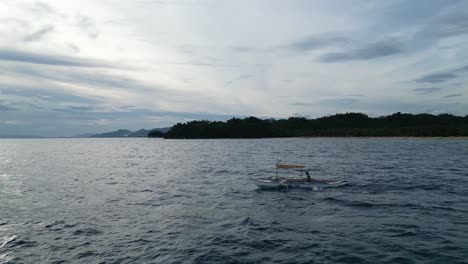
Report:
2,136,468,140
160,136,468,140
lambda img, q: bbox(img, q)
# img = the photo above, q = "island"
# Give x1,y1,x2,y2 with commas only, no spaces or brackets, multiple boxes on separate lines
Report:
149,112,468,139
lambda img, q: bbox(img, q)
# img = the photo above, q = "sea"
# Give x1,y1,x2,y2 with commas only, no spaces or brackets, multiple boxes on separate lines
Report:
0,138,467,264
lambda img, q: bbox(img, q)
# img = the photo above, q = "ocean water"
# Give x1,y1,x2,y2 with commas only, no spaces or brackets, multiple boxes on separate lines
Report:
0,138,467,264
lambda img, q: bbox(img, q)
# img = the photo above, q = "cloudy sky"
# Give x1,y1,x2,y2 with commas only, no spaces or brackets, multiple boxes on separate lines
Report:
1,0,467,136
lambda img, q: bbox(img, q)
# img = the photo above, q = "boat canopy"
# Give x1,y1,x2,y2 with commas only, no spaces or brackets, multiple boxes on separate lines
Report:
276,164,305,169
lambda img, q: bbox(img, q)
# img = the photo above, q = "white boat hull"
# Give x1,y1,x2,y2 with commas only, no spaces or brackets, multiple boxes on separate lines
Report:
250,177,345,190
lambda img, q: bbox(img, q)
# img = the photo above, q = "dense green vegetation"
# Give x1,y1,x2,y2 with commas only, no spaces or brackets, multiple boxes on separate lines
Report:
147,129,165,138
149,113,468,139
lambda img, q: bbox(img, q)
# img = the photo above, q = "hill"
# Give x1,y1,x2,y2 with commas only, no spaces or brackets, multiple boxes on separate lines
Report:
160,112,468,139
91,127,170,138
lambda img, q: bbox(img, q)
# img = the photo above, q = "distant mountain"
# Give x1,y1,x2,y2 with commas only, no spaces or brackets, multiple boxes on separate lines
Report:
91,129,134,138
154,127,171,133
130,129,151,137
90,127,171,138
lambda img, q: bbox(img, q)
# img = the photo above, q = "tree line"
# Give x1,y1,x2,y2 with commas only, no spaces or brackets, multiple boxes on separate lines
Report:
148,112,468,138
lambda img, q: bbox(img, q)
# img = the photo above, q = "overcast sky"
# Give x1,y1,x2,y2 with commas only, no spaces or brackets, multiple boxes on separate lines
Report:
1,0,467,136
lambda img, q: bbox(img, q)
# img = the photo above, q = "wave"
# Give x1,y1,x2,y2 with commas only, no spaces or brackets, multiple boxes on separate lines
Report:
72,228,103,236
321,197,421,209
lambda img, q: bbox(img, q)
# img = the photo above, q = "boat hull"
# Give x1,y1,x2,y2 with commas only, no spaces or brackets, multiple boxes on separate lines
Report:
250,177,345,190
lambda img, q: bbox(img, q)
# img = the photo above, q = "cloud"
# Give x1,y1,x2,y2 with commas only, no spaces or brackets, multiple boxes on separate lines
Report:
94,119,111,125
414,73,456,83
1,85,98,104
0,120,23,125
319,98,361,107
76,14,99,39
320,41,403,62
0,49,110,67
294,98,361,107
454,64,468,73
1,1,468,136
28,1,56,16
413,87,443,94
428,11,468,38
0,104,18,111
231,46,254,53
23,25,54,42
413,64,468,83
225,74,253,85
3,64,160,97
444,93,463,98
288,34,347,52
57,105,96,112
292,102,313,106
67,43,80,53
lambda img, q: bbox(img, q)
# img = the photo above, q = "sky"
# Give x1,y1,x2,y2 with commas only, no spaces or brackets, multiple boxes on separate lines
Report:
0,0,467,137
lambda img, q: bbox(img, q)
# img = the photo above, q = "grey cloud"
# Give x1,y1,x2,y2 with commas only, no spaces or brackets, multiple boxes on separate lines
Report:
288,34,347,52
413,87,443,94
188,61,238,68
294,98,361,107
231,46,253,53
429,12,468,38
444,93,463,98
1,85,98,105
36,103,246,122
23,26,54,42
1,63,180,119
293,102,313,106
12,66,156,93
320,41,403,62
319,98,361,107
67,44,80,53
454,64,468,73
225,74,253,85
11,103,245,125
374,1,467,40
52,105,98,113
239,74,253,79
0,105,248,137
414,73,456,83
29,1,56,16
0,49,109,67
76,15,99,39
0,104,18,111
0,18,29,28
412,63,468,83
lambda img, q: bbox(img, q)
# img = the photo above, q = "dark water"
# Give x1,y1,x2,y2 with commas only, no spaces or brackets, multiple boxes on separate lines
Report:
1,138,467,264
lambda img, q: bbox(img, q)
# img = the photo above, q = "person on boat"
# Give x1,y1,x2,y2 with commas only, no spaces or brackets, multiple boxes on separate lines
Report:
306,171,312,182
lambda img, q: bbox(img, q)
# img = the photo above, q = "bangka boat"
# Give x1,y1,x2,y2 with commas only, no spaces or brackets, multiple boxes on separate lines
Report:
250,164,345,190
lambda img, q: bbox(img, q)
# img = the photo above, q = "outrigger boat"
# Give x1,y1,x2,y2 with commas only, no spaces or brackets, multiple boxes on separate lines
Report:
250,163,345,190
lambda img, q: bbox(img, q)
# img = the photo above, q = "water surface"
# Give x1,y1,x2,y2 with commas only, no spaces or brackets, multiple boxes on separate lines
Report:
1,138,467,263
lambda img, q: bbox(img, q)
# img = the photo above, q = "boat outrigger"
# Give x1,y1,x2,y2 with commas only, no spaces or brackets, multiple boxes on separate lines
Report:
250,163,345,190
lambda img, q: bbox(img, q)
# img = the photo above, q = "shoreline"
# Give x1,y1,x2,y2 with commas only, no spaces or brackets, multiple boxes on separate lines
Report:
2,136,468,139
159,136,468,140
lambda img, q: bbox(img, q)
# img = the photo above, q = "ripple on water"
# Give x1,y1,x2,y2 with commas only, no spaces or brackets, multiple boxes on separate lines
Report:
72,228,103,236
1,138,468,263
2,236,38,249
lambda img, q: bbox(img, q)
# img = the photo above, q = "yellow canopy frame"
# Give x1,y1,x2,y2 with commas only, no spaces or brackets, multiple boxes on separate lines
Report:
275,164,306,179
